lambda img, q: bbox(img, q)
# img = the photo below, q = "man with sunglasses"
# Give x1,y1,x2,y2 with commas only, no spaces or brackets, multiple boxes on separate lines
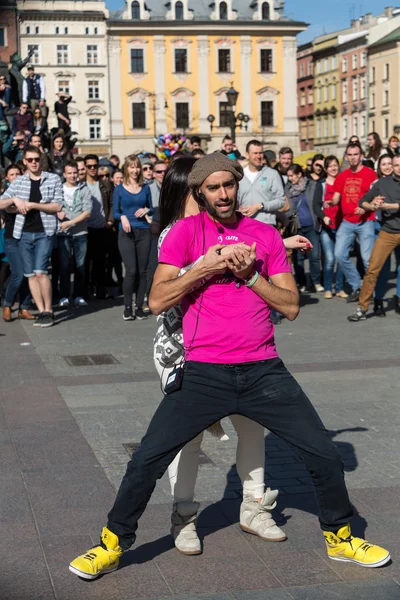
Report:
0,145,63,327
84,154,113,299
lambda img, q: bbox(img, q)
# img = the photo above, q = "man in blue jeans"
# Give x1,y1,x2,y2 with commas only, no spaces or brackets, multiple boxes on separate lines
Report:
57,160,92,308
69,153,390,580
0,145,63,327
330,143,377,303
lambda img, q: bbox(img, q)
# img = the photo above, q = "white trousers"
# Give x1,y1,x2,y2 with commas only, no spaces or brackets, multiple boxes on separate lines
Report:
155,358,265,502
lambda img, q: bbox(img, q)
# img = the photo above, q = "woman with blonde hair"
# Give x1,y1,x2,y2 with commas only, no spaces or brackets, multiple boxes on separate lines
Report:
112,154,153,321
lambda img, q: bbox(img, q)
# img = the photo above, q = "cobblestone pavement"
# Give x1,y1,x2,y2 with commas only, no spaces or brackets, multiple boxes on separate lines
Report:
1,286,400,600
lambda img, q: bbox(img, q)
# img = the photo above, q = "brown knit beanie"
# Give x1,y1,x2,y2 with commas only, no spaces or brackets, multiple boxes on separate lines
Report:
188,152,244,188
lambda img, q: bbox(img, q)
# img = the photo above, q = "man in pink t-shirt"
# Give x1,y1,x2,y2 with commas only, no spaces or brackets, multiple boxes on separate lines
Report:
69,154,390,580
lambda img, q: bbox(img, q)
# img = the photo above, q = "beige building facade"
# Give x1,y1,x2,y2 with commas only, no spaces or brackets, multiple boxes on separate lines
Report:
18,0,111,155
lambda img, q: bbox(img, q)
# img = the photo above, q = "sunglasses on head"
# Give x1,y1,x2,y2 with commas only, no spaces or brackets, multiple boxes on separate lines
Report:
25,157,40,163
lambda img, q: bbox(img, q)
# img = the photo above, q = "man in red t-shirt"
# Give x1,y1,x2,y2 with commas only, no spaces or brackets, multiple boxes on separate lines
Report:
328,143,377,302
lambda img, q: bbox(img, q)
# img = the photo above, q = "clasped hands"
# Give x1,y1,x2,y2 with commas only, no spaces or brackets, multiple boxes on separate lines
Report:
200,242,257,280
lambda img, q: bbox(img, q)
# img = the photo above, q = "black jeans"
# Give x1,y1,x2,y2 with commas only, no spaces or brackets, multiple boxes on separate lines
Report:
107,359,353,550
293,226,321,287
118,228,151,308
86,228,107,298
146,233,159,297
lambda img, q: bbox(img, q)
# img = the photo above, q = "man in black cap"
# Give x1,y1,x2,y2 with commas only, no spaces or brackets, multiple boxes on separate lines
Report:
22,66,47,117
69,153,390,580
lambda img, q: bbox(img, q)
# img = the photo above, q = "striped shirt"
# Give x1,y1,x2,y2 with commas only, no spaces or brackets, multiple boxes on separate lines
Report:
0,171,63,239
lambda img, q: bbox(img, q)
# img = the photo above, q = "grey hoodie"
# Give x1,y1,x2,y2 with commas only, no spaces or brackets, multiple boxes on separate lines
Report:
58,181,93,236
238,166,285,225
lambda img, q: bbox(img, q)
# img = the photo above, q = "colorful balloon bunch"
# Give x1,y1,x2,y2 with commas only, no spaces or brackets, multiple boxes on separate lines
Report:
155,133,187,162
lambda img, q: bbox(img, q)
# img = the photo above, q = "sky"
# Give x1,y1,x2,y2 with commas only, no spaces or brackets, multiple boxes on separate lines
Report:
104,0,393,43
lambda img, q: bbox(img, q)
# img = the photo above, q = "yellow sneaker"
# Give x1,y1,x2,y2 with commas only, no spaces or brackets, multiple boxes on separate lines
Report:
324,525,390,568
69,527,124,580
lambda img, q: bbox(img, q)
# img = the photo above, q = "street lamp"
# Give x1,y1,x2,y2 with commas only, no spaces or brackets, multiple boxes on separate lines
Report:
150,92,169,143
207,84,250,143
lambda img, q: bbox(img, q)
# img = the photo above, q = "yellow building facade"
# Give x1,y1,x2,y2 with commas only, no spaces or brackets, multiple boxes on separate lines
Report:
107,0,306,157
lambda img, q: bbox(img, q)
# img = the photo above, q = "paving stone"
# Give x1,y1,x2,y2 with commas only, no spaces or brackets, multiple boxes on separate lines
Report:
287,579,400,600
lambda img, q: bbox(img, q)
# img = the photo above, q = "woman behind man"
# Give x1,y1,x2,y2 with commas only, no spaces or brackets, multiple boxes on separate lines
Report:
285,164,324,293
49,133,72,178
154,157,314,555
113,154,153,321
320,156,348,299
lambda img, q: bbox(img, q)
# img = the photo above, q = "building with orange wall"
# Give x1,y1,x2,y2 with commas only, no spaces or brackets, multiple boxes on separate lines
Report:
107,0,306,157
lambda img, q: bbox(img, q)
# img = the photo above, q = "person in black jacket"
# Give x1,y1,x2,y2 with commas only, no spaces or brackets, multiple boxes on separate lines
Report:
285,164,324,292
49,134,72,178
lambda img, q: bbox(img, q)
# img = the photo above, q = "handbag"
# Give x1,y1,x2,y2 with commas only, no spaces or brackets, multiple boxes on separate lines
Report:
285,195,304,238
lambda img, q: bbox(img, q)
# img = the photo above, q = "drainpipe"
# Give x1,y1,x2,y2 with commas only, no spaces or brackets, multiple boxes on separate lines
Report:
106,32,113,155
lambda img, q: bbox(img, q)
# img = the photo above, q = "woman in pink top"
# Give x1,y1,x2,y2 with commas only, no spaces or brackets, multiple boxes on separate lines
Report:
320,156,348,299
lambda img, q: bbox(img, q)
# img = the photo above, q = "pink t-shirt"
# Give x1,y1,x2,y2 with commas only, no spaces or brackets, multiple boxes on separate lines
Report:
159,212,292,364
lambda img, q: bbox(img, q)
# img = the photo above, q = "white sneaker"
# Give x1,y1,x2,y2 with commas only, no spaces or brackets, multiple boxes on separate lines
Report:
58,297,69,308
171,501,202,555
240,489,287,542
315,284,325,293
74,297,88,307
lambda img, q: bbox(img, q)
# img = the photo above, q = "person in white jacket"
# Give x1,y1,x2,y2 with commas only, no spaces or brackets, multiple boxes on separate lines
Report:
238,140,285,225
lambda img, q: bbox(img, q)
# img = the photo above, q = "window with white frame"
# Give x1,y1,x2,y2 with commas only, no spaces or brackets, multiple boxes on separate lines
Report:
332,116,337,137
56,26,60,35
57,45,69,65
360,52,366,68
174,48,187,73
353,116,358,136
89,118,101,139
58,80,70,95
371,119,375,132
342,80,348,104
300,88,305,107
371,66,375,83
343,116,348,140
35,26,39,34
260,49,273,73
85,27,89,34
361,114,366,138
342,57,347,73
28,44,40,64
299,63,305,78
324,85,329,102
218,49,231,73
219,102,231,127
308,62,313,75
131,49,144,73
261,2,270,20
384,118,389,139
64,27,68,34
261,101,274,127
87,45,99,65
317,87,321,103
352,78,358,101
324,116,329,137
371,92,375,109
324,58,329,72
219,1,228,20
131,1,140,19
360,76,366,99
132,102,146,128
0,27,6,47
317,118,321,138
332,55,337,69
94,27,98,34
384,89,389,106
317,61,321,74
88,80,100,100
384,63,390,80
26,26,30,34
308,86,313,104
175,1,184,19
352,53,358,70
332,83,337,101
176,102,189,128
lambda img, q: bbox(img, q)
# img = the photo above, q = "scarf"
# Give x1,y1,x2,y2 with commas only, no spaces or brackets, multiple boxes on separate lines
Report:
287,177,307,200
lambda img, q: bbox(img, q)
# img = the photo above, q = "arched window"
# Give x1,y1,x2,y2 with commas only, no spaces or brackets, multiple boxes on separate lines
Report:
220,1,228,20
262,2,270,20
131,1,140,20
175,1,184,19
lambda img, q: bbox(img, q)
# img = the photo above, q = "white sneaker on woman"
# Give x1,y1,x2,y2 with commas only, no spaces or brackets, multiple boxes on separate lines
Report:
240,489,287,542
171,501,202,555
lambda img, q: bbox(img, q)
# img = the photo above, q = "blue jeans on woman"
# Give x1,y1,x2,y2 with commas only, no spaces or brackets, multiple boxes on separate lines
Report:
293,226,321,288
320,228,344,293
3,238,31,309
